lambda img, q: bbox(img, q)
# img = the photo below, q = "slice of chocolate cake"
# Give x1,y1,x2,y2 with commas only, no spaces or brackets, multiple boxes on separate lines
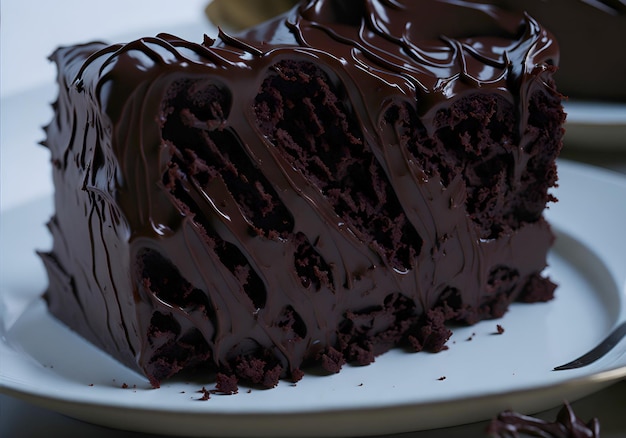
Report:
40,0,564,389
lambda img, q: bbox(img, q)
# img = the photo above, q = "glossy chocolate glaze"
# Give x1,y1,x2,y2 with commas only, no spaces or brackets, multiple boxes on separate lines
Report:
41,0,563,388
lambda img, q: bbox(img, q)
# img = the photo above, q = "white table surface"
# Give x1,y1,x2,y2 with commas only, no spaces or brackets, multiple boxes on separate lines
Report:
1,1,625,437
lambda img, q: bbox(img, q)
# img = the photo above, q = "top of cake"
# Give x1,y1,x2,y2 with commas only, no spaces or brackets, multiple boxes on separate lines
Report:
210,0,626,101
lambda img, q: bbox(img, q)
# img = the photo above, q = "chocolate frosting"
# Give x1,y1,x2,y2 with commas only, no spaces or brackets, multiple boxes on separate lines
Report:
41,0,563,387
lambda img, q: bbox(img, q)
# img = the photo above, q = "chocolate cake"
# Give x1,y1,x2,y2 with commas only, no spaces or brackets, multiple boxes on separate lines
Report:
207,0,626,101
40,0,564,389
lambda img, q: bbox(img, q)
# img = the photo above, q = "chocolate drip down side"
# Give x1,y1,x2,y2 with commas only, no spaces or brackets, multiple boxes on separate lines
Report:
40,0,564,388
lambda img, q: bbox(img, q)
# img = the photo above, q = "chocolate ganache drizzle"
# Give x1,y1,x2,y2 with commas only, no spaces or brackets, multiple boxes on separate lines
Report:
41,0,564,388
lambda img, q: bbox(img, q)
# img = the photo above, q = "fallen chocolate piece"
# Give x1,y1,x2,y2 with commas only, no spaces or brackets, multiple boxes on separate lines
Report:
493,0,626,101
487,402,601,438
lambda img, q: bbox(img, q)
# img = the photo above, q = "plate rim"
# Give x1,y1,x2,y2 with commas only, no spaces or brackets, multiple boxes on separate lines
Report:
1,364,624,437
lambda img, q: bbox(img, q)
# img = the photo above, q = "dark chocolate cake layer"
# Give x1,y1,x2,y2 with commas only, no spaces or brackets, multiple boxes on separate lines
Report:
41,0,564,389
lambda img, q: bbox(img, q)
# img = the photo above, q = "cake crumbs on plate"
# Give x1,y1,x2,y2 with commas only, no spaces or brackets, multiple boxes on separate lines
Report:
197,386,211,401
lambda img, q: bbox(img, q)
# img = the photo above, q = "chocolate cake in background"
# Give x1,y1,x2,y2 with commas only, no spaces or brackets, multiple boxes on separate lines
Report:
40,0,564,389
495,0,626,102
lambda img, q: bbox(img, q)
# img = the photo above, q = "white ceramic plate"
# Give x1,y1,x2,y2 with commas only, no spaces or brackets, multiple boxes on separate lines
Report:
563,101,626,150
1,160,625,437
